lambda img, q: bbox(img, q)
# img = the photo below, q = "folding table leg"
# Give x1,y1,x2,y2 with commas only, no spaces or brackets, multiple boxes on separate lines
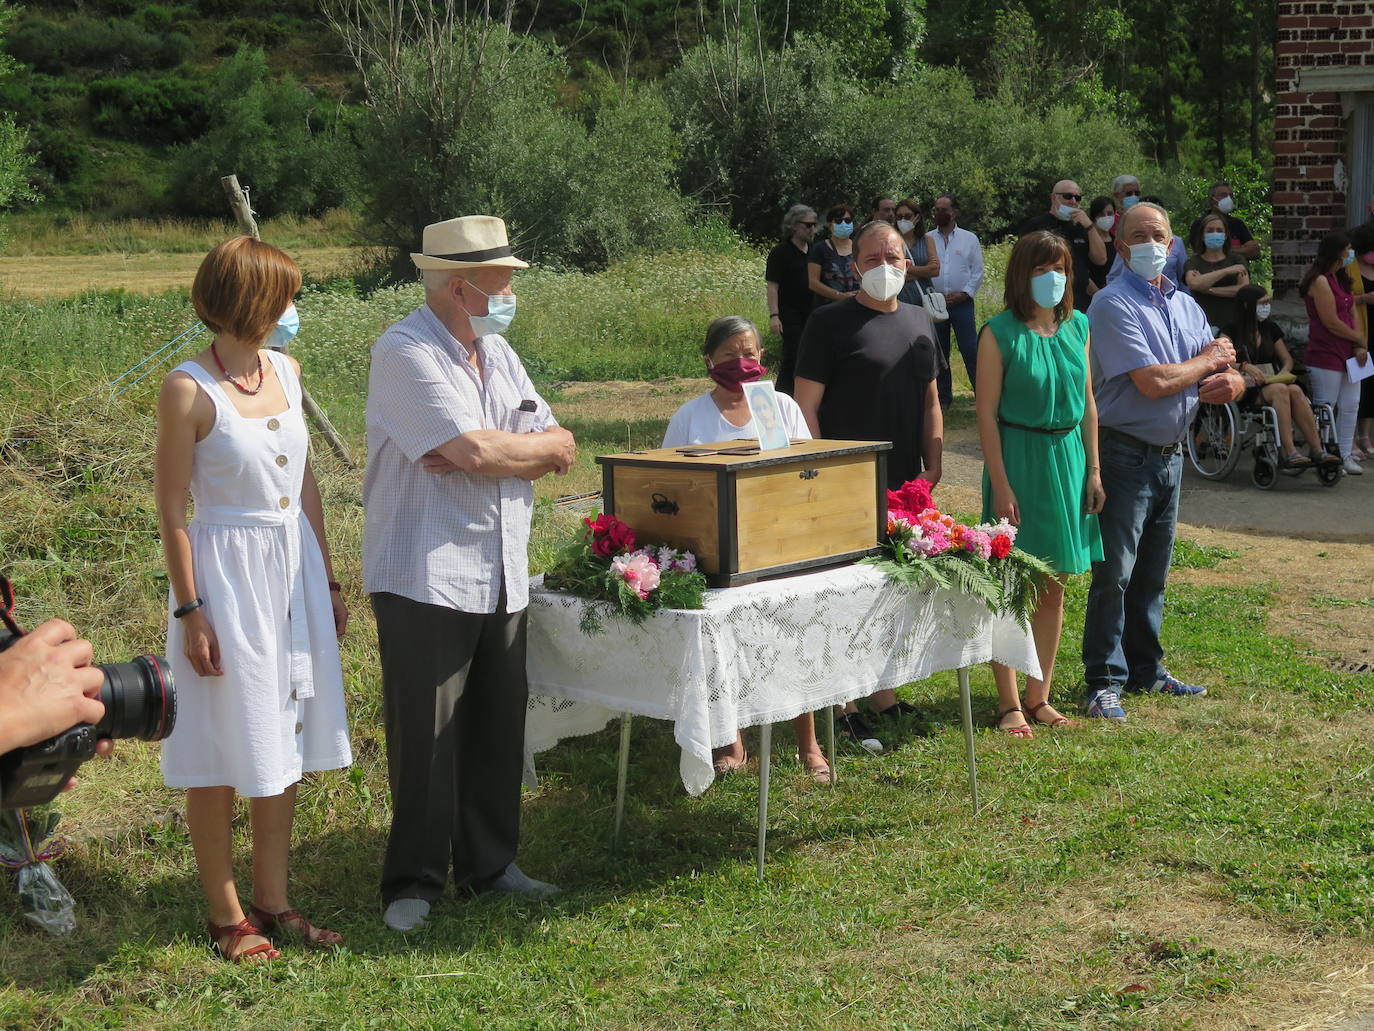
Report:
756,721,772,880
613,712,632,849
957,667,980,814
824,707,837,787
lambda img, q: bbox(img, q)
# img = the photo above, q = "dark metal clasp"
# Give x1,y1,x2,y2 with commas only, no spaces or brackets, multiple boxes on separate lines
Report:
799,468,819,480
650,492,679,515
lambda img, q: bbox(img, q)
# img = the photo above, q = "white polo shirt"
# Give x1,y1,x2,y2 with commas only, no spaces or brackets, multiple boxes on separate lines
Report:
929,225,986,299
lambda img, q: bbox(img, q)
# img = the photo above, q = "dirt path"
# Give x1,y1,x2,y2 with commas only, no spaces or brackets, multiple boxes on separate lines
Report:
0,247,367,298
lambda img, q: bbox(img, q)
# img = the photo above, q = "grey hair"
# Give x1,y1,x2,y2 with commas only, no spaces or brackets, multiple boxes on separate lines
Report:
780,204,816,239
1208,179,1232,198
1117,200,1172,237
702,315,759,357
421,268,463,293
1112,173,1140,192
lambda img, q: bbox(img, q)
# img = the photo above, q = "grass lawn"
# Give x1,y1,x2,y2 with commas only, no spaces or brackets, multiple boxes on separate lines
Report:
0,255,1371,1030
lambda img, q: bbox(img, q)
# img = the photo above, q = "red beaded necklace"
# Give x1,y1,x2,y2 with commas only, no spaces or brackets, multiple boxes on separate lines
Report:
210,341,265,396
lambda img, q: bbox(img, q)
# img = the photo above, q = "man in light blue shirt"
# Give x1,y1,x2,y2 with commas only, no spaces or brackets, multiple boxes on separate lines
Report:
1081,201,1244,721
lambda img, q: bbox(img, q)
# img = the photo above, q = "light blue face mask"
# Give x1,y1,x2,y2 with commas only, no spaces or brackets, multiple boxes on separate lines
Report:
267,303,299,348
1344,250,1356,268
468,288,517,337
1030,269,1067,309
1055,204,1076,221
1121,194,1140,208
1127,241,1169,280
832,221,854,239
1203,232,1227,251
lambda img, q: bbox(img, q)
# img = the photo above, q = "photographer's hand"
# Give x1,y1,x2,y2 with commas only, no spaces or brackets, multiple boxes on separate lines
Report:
0,620,105,754
182,609,223,677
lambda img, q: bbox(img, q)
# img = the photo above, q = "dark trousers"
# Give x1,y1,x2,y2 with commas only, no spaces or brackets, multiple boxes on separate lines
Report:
774,315,807,397
1080,438,1182,691
372,589,530,904
935,297,979,408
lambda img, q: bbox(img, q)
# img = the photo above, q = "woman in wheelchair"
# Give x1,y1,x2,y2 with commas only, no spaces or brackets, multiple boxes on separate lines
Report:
1226,285,1339,469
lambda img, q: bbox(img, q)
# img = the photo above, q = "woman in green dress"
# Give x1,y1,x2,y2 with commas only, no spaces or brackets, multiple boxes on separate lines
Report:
976,230,1106,738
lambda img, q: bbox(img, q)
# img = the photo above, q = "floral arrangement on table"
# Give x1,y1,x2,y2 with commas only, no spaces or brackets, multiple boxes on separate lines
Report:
543,513,708,634
864,478,1054,628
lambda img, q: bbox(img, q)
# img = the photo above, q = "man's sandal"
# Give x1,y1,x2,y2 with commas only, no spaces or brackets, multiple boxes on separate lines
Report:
1027,701,1076,728
207,918,280,963
996,706,1034,739
248,904,344,948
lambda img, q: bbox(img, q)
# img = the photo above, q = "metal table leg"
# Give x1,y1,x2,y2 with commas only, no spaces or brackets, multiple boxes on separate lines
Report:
957,667,980,814
612,712,632,849
756,722,772,880
824,707,837,786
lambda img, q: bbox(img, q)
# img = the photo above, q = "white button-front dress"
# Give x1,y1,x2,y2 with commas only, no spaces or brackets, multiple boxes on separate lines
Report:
160,351,352,797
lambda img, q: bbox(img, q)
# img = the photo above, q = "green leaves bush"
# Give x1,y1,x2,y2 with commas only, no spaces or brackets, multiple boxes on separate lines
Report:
89,74,207,144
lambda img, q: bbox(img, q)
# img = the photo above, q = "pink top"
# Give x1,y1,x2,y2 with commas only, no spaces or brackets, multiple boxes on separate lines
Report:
1304,272,1357,372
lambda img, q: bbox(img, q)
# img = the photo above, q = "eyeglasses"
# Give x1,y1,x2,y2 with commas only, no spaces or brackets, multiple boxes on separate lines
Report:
833,217,854,224
1057,192,1082,202
1122,189,1141,197
800,221,818,227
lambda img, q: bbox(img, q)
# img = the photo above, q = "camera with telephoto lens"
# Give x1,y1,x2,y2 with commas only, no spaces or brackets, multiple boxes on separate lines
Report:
0,578,176,810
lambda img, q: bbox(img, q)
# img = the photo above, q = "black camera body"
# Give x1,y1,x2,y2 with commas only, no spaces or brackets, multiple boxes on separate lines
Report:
0,603,176,810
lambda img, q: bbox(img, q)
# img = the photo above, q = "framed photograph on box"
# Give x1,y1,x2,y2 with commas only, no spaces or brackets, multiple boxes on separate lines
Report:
743,380,790,451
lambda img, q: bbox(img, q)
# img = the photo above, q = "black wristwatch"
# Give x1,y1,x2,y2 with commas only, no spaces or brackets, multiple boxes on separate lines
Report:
173,597,205,619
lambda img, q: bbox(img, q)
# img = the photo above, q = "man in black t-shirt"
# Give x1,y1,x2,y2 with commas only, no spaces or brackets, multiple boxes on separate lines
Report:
794,221,943,489
1188,180,1260,261
1019,179,1106,312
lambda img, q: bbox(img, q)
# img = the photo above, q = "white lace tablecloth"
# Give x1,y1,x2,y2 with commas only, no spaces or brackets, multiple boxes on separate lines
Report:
525,563,1041,796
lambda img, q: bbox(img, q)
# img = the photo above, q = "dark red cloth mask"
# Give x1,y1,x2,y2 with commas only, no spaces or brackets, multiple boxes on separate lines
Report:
708,356,768,393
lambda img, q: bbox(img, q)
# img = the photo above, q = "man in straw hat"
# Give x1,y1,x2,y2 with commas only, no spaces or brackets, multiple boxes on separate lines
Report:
364,215,576,932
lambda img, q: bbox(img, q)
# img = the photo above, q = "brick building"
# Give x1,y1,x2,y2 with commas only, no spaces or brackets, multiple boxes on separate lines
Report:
1273,0,1374,297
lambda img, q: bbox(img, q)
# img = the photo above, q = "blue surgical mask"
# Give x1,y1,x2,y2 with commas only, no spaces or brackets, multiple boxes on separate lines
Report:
1344,250,1356,268
267,303,299,348
1122,194,1140,208
1204,232,1227,251
832,221,854,239
1030,269,1067,309
1127,241,1169,280
1055,204,1075,221
1256,303,1272,321
467,287,517,336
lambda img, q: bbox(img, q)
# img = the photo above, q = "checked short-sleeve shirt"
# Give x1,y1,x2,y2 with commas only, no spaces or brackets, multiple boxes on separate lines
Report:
363,304,555,614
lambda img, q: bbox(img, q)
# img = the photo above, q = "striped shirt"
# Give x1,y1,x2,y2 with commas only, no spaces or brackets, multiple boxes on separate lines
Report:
363,304,555,613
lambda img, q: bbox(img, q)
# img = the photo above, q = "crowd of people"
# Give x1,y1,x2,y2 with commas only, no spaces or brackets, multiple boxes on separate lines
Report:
6,182,1367,960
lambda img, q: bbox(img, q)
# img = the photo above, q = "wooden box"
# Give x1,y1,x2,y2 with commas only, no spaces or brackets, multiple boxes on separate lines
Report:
597,438,891,587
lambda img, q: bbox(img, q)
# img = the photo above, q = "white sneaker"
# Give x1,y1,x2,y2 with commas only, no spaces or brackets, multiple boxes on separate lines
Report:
1343,456,1364,475
383,898,430,932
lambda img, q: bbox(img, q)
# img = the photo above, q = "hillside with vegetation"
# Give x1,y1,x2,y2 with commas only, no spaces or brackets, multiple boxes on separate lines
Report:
0,0,1276,270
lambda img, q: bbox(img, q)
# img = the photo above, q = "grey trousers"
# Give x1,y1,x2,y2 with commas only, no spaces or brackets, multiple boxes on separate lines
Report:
371,589,530,905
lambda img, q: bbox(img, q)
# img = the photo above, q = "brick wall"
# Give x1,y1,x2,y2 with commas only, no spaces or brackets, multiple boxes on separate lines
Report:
1273,0,1374,295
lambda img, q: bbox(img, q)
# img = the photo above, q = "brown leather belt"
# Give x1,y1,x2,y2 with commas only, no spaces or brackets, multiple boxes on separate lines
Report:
1101,426,1182,456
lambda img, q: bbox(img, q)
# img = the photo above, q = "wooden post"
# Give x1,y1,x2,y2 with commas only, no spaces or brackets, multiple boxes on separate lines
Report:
219,174,356,469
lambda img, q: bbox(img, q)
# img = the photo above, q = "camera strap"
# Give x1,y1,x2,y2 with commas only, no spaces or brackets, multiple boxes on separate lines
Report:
0,577,22,638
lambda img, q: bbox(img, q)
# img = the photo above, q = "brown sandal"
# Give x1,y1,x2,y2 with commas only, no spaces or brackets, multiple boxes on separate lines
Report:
248,904,344,948
997,706,1034,739
207,918,280,963
1027,701,1075,728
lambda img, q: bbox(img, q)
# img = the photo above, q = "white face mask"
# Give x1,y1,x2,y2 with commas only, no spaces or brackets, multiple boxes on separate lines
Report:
896,218,915,235
860,262,907,302
1095,215,1115,232
1126,241,1169,280
1256,303,1272,321
1216,195,1235,214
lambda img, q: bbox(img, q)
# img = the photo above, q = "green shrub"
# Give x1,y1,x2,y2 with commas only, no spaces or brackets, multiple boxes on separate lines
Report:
7,15,192,76
168,47,357,218
89,74,208,144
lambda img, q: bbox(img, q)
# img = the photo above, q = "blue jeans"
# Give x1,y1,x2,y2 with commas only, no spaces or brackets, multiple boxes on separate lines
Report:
1081,437,1182,692
935,297,978,407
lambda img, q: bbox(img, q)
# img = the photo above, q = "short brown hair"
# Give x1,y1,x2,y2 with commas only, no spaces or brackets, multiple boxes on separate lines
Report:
1004,230,1074,323
192,236,301,346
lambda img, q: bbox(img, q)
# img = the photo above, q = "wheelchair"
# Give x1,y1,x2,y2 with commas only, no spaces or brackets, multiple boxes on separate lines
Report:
1186,396,1342,489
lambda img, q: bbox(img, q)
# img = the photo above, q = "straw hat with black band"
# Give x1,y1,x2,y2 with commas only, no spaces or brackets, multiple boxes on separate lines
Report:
411,215,530,270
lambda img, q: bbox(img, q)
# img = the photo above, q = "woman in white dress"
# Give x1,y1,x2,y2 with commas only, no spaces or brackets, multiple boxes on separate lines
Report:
155,237,352,963
662,316,830,783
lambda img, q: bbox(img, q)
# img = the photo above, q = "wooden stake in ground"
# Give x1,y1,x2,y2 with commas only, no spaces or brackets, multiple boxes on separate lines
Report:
219,174,356,469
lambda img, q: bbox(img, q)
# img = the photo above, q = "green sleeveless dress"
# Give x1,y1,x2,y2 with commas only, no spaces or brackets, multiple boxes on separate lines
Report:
979,309,1103,575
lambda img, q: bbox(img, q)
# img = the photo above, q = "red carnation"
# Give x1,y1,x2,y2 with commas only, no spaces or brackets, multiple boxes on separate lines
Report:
584,513,636,557
887,479,933,521
990,535,1012,559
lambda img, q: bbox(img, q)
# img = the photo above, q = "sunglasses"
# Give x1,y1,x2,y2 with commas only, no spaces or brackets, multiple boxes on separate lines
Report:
833,216,854,223
800,221,818,227
1057,192,1082,202
1122,189,1141,197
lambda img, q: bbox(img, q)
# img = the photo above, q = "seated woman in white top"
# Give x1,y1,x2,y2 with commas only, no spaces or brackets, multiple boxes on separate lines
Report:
661,316,828,783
